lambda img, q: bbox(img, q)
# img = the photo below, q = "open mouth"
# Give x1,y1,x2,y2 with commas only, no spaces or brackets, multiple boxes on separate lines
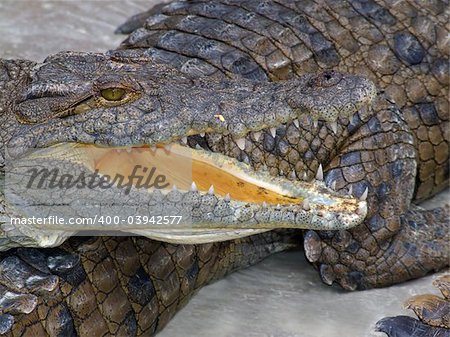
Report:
4,122,368,247
37,131,367,232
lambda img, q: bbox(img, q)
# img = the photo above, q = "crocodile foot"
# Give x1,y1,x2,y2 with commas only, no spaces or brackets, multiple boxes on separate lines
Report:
303,95,449,289
305,205,449,290
0,244,83,336
375,274,450,337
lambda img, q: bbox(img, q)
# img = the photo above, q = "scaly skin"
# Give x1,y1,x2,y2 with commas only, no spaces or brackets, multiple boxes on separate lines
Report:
0,232,300,336
0,0,449,336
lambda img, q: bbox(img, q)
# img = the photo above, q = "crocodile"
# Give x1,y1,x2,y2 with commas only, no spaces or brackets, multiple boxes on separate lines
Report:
0,0,449,336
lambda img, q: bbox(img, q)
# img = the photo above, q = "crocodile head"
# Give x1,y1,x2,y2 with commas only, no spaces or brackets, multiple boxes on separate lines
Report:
0,51,376,248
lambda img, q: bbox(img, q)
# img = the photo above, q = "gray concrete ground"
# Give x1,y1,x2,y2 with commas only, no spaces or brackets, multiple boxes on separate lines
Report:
0,1,448,336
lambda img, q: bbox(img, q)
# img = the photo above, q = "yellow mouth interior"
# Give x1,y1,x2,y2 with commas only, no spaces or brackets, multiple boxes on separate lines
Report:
89,144,302,205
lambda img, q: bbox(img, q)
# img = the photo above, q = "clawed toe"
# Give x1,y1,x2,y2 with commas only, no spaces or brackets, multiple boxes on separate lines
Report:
375,274,450,337
375,315,447,337
405,294,449,328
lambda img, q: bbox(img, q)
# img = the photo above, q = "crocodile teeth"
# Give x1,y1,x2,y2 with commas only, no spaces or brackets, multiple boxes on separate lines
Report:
190,182,198,192
200,132,205,137
253,131,262,142
262,202,268,208
195,144,202,150
302,199,311,211
289,170,296,180
357,203,367,215
236,138,246,151
126,147,132,153
331,180,337,190
313,120,319,128
293,119,300,128
330,121,338,134
270,127,276,138
348,185,353,196
360,187,368,201
315,164,324,181
181,136,188,144
208,185,215,195
172,185,178,192
164,144,172,152
224,193,231,202
303,172,308,181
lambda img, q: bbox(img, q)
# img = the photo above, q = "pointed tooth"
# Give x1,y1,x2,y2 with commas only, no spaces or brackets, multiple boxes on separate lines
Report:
164,144,172,151
348,185,353,196
236,137,246,151
126,147,132,153
315,164,323,181
276,204,281,209
360,187,368,201
253,131,261,142
357,203,367,215
172,185,178,192
116,149,122,153
331,180,336,190
190,182,198,192
224,193,231,202
330,121,338,134
195,144,202,150
302,199,311,211
270,127,276,138
262,202,268,209
280,169,284,176
293,119,299,128
208,185,215,195
289,170,297,180
151,145,157,152
313,120,318,128
181,136,187,144
303,172,308,181
200,132,205,137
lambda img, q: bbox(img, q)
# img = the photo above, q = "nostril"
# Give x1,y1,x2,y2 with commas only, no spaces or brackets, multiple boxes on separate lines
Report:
323,70,336,81
307,70,341,88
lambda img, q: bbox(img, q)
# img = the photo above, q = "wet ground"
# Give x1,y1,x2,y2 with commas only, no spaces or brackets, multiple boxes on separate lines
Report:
0,1,448,336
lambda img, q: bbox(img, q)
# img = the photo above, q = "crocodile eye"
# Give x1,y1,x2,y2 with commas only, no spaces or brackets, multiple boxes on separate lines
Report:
100,88,126,101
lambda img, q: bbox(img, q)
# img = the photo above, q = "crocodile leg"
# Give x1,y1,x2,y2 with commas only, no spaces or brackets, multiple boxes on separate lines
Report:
303,95,450,289
0,231,299,336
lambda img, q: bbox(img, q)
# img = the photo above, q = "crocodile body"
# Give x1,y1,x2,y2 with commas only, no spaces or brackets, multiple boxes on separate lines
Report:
0,0,449,336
